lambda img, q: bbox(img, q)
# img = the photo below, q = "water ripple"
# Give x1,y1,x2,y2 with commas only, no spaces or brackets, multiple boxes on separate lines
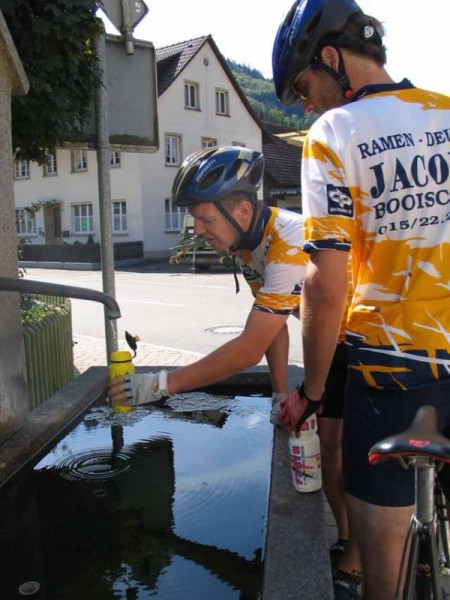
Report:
52,448,131,482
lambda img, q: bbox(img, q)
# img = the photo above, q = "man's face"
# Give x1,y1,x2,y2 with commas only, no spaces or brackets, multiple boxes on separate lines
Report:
189,202,241,252
293,66,345,116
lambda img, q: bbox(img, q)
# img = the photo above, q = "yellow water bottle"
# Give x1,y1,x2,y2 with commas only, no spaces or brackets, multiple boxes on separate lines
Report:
109,350,135,413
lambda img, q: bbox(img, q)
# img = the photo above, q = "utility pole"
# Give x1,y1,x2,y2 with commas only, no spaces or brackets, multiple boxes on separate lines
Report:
94,28,117,360
95,0,149,360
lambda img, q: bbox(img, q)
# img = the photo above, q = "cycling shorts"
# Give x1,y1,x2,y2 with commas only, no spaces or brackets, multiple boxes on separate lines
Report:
320,343,348,420
342,375,450,507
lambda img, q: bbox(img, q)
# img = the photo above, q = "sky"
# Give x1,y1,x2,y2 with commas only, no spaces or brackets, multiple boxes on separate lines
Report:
101,0,450,96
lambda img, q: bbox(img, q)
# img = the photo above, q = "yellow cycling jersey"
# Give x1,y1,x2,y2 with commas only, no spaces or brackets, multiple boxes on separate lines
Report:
302,83,450,390
237,206,307,315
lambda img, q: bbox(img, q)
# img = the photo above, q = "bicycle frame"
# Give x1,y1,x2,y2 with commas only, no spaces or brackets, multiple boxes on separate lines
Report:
400,457,443,600
435,477,450,575
369,405,450,600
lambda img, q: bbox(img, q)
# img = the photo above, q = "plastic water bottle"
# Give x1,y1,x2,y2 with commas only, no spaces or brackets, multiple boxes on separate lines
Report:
109,350,135,413
288,415,322,492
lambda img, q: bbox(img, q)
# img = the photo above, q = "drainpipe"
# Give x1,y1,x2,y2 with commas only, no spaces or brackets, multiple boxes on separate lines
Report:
0,277,121,319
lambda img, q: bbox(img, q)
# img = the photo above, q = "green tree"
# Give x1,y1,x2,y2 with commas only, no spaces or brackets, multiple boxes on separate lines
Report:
2,0,103,164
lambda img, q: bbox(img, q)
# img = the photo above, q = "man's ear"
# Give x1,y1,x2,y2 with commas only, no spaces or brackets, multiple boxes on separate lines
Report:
320,45,340,70
241,199,254,217
235,198,253,224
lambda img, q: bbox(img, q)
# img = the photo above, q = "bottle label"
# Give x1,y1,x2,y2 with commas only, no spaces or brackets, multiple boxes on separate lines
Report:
289,439,322,492
300,415,318,432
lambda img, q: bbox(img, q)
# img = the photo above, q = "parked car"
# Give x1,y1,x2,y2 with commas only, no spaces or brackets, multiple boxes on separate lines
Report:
169,215,233,271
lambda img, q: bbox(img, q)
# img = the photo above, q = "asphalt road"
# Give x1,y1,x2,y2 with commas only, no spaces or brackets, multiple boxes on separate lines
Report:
24,262,303,367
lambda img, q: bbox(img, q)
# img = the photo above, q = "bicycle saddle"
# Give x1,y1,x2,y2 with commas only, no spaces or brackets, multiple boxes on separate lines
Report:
369,405,450,465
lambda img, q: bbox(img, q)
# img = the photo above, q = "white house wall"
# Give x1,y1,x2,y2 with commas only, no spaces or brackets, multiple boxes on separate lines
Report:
14,39,262,261
141,42,262,258
14,148,145,247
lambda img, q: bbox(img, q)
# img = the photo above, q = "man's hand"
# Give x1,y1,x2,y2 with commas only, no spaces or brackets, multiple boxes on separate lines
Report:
280,384,323,432
109,370,169,407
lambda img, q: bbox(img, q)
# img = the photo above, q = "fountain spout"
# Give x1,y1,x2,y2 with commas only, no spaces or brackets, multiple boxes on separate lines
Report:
0,277,121,319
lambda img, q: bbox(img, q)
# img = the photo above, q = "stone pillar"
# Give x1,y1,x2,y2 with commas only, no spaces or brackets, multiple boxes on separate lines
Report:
0,11,30,442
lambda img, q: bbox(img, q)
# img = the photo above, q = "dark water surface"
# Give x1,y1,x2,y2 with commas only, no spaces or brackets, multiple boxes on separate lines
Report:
0,392,273,599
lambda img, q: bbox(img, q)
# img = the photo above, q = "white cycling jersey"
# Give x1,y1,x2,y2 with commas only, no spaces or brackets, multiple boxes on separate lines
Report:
302,81,450,390
237,206,307,315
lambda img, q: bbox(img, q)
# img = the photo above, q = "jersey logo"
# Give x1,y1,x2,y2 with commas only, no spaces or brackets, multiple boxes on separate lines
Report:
292,282,303,296
327,184,353,217
241,265,260,282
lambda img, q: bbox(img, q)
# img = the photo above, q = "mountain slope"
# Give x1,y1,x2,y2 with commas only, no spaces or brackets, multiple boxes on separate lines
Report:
226,59,316,129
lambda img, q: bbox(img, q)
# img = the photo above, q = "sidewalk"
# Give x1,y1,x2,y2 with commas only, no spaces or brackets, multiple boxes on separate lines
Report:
73,333,204,374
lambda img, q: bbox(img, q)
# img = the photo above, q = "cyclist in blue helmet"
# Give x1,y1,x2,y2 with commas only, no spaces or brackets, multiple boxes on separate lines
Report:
171,145,263,255
273,1,450,600
110,145,309,429
273,3,383,595
272,0,383,106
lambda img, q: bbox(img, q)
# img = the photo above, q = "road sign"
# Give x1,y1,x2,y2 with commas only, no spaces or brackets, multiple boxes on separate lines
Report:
81,36,159,153
99,0,149,32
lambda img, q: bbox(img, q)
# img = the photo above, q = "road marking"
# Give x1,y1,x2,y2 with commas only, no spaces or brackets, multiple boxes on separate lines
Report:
118,298,186,307
24,274,241,292
119,278,239,291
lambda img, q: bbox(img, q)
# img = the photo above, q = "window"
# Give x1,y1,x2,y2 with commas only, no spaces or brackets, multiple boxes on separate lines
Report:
16,209,36,235
165,134,181,166
165,198,187,230
45,153,58,176
202,137,217,148
184,82,199,109
215,89,229,116
112,201,127,232
110,151,121,168
232,141,246,147
72,203,93,233
14,159,30,180
72,149,88,172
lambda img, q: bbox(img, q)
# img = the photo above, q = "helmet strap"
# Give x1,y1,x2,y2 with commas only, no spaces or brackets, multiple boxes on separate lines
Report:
313,48,354,100
237,201,259,250
215,197,258,295
215,197,259,250
215,200,246,239
230,253,240,295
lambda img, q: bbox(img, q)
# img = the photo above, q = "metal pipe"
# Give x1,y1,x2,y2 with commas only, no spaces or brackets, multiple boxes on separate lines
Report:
0,277,121,319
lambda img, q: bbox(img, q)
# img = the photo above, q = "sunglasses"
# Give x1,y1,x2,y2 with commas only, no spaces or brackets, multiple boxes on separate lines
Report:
292,66,311,102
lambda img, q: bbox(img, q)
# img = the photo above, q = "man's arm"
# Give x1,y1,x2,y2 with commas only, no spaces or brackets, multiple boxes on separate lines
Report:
110,309,289,407
301,249,349,400
165,309,289,394
265,322,290,393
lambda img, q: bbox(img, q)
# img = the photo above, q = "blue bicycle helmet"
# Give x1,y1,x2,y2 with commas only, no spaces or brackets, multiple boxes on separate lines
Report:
172,146,264,207
272,0,362,105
